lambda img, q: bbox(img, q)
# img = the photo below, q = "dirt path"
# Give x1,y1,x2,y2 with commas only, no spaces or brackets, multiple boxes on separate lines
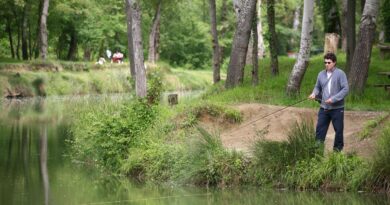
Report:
206,104,383,158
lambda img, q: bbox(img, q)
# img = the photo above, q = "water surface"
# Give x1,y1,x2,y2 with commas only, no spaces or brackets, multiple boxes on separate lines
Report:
0,95,388,205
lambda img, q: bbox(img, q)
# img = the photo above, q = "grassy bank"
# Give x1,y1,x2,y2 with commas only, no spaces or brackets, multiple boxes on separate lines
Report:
67,49,390,191
203,49,390,111
0,60,213,97
68,97,390,192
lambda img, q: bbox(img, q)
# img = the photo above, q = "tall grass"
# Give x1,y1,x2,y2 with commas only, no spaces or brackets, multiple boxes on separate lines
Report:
369,120,390,192
251,119,370,191
284,153,368,191
251,119,317,185
173,127,248,187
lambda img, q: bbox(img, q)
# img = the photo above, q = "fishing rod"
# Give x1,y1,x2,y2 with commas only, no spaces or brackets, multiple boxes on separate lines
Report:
229,97,320,132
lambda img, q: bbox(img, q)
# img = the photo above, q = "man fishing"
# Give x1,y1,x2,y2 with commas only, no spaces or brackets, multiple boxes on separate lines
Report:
308,52,349,152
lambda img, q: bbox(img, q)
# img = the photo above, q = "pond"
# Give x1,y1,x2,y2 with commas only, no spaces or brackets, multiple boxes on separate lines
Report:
0,94,388,205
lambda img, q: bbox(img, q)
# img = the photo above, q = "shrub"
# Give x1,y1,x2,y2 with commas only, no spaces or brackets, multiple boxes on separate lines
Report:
147,70,164,105
70,100,158,171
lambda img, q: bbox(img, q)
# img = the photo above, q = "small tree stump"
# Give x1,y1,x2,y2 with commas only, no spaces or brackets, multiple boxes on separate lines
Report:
324,33,339,54
168,94,178,106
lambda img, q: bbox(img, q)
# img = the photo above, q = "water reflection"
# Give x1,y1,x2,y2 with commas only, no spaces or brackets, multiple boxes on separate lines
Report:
0,95,389,205
39,125,49,205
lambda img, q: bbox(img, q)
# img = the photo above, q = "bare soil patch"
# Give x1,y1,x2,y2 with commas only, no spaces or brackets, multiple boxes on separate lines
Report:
198,103,384,158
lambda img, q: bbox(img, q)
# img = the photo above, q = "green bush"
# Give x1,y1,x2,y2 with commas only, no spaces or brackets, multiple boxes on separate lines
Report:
147,69,164,105
70,100,158,171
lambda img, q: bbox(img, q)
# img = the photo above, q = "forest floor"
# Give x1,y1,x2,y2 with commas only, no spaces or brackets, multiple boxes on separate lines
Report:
198,103,387,159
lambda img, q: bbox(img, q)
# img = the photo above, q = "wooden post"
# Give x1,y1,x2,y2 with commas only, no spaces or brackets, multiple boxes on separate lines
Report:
168,94,178,106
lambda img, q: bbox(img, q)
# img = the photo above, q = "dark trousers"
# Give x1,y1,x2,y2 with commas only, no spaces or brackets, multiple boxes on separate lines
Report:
316,107,344,151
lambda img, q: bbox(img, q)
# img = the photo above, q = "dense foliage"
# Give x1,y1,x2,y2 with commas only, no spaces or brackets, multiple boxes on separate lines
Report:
0,0,330,67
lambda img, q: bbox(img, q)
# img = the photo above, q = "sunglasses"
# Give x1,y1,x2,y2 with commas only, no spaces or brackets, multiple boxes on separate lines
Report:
324,61,333,64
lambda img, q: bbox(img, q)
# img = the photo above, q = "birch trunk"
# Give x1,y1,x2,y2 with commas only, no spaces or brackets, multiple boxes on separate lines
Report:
286,0,315,95
257,0,265,58
225,0,257,88
127,0,147,98
348,0,379,94
147,0,161,64
209,0,220,83
39,0,49,60
290,4,301,49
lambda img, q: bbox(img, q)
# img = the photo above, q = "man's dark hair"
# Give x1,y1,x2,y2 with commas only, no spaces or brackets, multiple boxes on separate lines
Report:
324,52,337,62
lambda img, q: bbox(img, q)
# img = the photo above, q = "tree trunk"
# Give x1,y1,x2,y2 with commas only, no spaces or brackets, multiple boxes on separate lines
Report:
28,21,32,60
360,0,366,13
348,0,379,94
209,0,221,83
67,27,78,61
245,36,253,65
218,0,228,66
257,0,265,59
6,18,15,59
127,0,147,98
324,33,339,54
39,126,49,205
266,0,279,75
34,0,44,59
321,0,341,34
382,0,390,42
147,0,162,64
13,8,21,60
345,0,356,72
293,5,301,31
17,23,21,60
341,0,347,51
252,4,259,86
290,4,301,49
225,0,257,88
125,0,136,77
22,3,29,60
286,0,315,95
83,47,92,61
39,0,50,60
233,0,242,17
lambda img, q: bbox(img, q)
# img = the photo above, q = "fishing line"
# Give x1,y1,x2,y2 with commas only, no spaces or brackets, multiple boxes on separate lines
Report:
227,97,318,133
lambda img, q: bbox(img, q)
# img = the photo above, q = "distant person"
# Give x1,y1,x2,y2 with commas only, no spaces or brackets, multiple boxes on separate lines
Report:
308,53,349,152
106,49,112,61
95,57,106,65
112,51,124,64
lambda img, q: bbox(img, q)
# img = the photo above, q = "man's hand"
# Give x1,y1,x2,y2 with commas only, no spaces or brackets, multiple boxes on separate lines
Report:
325,98,332,104
308,93,316,100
